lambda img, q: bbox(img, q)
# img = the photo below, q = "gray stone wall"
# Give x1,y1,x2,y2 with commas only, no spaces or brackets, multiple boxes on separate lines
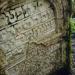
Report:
0,0,69,75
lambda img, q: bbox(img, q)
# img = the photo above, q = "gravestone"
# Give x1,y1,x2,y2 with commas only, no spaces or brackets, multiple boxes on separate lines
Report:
0,0,69,75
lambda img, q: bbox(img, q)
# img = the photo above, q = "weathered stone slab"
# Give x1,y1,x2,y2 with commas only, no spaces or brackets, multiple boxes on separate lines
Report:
0,0,56,67
0,0,69,75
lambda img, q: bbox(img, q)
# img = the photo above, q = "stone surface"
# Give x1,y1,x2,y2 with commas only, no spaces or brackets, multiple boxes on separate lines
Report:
0,0,69,75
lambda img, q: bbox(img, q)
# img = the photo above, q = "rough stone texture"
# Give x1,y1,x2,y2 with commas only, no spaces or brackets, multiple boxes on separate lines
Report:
0,0,69,75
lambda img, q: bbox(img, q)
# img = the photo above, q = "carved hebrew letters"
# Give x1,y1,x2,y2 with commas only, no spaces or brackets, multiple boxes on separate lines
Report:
0,0,59,75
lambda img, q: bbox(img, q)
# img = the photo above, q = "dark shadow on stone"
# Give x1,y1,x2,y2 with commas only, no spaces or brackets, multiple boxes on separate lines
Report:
48,67,71,75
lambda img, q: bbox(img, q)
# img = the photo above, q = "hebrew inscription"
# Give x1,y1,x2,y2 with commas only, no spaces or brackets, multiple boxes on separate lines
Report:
0,0,59,75
6,42,61,75
0,0,69,75
0,0,56,67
